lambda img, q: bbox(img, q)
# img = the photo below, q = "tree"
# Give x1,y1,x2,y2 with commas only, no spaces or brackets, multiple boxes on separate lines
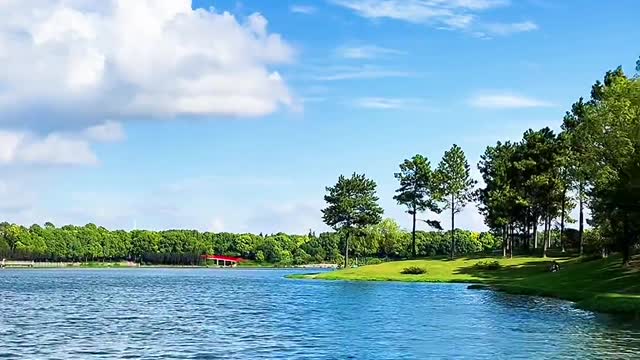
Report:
580,67,640,264
436,145,477,259
393,154,440,258
562,98,591,256
322,173,383,267
367,218,405,258
478,141,517,257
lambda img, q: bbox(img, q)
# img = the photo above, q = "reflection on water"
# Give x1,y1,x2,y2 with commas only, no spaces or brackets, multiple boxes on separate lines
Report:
1,269,640,359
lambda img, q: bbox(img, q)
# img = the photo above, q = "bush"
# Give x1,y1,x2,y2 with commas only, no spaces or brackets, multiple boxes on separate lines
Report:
401,266,427,275
474,260,501,270
360,257,383,266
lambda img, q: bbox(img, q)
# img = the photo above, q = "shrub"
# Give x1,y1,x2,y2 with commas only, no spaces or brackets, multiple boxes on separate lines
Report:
401,266,427,275
474,260,501,270
361,258,383,265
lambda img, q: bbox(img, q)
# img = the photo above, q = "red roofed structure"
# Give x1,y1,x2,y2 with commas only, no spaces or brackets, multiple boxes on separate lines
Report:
201,255,244,267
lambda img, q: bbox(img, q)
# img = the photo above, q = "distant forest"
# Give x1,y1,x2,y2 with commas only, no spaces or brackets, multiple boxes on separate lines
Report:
0,221,501,265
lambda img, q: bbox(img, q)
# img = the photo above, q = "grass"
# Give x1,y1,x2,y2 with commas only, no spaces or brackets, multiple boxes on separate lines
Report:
290,254,640,315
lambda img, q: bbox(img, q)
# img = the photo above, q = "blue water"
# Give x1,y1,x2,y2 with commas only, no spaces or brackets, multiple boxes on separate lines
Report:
1,269,640,359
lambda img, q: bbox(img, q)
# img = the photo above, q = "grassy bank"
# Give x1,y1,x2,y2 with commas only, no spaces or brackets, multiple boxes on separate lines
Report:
290,255,640,315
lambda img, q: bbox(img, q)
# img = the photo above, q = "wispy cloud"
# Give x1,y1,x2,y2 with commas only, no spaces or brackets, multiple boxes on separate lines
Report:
351,97,427,110
331,0,508,28
335,45,405,59
479,21,538,37
468,92,553,109
331,0,538,37
312,65,413,81
290,4,317,14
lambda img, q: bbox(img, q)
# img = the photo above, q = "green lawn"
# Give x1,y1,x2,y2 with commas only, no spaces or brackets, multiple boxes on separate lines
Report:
290,255,640,315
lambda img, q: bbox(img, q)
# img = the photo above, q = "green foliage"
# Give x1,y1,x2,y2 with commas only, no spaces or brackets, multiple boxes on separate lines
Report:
361,258,383,265
474,58,640,264
436,144,476,258
322,173,383,267
401,266,427,275
394,154,441,257
473,260,501,270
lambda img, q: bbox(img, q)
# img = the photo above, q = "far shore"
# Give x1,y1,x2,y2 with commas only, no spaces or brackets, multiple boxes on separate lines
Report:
0,260,338,270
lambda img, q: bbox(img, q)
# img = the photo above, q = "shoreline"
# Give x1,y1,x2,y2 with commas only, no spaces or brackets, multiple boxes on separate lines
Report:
287,256,640,316
288,273,638,315
0,263,337,270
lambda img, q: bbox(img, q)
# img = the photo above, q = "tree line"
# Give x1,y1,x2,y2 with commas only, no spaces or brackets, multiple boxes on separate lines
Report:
478,59,640,264
322,145,477,267
323,57,640,266
0,221,497,265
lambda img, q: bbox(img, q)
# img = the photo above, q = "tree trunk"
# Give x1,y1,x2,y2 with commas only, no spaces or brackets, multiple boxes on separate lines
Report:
622,215,631,266
344,230,350,268
560,186,566,253
502,225,507,257
579,181,584,257
525,212,531,252
411,210,417,258
542,214,548,258
533,217,538,250
509,224,514,259
548,214,552,251
450,194,455,260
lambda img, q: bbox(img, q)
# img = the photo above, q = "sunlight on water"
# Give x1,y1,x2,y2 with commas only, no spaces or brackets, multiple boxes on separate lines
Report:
1,269,640,359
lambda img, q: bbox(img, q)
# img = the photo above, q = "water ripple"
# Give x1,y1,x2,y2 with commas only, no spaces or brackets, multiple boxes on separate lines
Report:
2,269,640,359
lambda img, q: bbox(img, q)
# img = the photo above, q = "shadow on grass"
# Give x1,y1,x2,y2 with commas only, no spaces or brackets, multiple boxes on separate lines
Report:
455,259,558,284
457,254,640,313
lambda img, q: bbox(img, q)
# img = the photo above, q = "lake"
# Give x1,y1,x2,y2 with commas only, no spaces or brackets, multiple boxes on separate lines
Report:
1,269,640,359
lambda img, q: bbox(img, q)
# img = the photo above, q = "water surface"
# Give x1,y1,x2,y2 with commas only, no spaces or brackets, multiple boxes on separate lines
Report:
1,269,639,359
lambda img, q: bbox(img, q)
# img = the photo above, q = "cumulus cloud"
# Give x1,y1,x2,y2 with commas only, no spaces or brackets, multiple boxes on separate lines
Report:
468,92,553,109
0,130,98,166
0,120,128,166
0,0,295,131
84,121,125,143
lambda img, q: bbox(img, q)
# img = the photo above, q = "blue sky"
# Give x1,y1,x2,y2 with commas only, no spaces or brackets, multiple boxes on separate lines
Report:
0,0,637,234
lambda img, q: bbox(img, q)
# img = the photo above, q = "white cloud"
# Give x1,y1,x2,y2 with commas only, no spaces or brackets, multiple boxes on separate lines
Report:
336,45,405,59
468,92,553,109
290,4,317,14
84,121,125,143
331,0,508,28
0,0,295,130
0,119,126,166
0,130,98,166
481,21,538,36
352,97,425,110
313,65,413,81
331,0,537,37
